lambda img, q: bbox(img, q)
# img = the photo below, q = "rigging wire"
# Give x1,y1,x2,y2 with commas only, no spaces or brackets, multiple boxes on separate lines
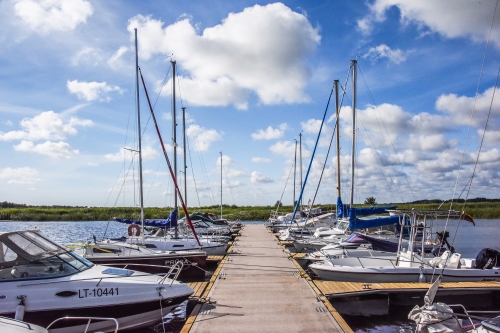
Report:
176,75,217,206
222,163,237,206
357,63,413,202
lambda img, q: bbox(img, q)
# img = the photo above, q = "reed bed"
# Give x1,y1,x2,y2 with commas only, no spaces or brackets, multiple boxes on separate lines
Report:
0,202,499,221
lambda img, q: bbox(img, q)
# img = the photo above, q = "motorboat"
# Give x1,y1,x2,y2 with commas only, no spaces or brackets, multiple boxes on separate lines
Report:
0,316,119,333
0,230,193,332
72,240,207,279
309,209,497,283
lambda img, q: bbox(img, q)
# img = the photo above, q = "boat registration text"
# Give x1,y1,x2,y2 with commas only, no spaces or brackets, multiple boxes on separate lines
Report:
78,288,118,298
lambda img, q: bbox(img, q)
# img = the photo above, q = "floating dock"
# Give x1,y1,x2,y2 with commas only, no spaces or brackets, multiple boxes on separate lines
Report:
182,224,352,333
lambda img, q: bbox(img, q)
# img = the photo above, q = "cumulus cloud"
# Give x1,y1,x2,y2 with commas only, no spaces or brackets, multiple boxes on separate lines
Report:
252,157,271,163
14,140,79,158
0,167,41,184
128,3,320,109
187,124,222,152
14,0,93,34
436,86,500,127
218,155,244,178
363,44,408,64
105,146,159,162
67,80,124,102
358,1,500,48
0,111,92,141
250,171,274,184
251,123,288,140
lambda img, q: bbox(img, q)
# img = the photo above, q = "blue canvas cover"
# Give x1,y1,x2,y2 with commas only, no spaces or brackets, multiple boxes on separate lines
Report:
114,209,178,228
349,206,396,217
348,206,399,230
336,197,344,218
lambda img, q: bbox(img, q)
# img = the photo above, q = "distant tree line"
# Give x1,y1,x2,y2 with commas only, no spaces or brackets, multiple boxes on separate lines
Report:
0,201,27,208
403,198,500,204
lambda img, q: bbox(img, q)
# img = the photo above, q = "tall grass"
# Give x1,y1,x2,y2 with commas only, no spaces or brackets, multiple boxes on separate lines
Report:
0,202,499,221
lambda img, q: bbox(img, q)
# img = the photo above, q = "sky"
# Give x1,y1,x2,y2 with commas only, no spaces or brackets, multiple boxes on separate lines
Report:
0,0,499,209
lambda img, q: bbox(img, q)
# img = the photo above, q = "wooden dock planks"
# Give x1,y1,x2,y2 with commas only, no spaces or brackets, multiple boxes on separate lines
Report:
186,224,351,333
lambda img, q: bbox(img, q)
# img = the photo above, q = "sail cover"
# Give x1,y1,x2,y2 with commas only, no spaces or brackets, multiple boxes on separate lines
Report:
114,209,178,228
336,197,344,218
348,207,399,230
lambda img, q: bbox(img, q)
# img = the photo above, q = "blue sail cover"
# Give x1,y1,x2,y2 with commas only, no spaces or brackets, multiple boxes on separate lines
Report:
336,197,344,218
348,207,399,230
349,206,396,217
114,209,178,228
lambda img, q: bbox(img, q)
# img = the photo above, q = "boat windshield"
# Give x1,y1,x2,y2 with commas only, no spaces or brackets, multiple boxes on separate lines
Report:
0,231,94,281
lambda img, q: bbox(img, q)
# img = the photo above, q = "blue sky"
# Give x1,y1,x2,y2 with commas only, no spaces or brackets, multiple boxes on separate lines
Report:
0,0,499,208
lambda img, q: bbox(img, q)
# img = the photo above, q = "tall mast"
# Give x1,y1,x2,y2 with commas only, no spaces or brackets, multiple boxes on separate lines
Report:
293,139,297,206
134,29,145,245
182,107,187,206
220,151,223,218
350,60,357,208
171,60,178,211
299,133,303,209
335,79,341,198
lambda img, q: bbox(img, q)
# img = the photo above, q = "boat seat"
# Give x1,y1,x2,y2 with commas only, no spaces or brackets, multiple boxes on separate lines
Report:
10,266,29,279
429,250,451,268
441,253,461,269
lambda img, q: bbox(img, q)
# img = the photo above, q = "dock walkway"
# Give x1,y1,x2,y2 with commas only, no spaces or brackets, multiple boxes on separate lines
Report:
188,224,348,333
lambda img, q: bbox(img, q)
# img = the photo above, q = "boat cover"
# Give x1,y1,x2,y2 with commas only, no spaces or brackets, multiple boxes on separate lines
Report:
113,209,178,228
348,208,399,230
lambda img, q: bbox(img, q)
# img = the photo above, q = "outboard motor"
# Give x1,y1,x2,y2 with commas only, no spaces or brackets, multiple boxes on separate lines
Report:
475,248,500,269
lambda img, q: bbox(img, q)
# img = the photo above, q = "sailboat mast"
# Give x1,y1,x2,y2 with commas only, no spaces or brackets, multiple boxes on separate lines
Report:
335,79,341,198
299,133,303,209
350,59,357,208
220,151,223,218
134,29,145,246
171,61,178,212
293,139,297,206
182,107,187,206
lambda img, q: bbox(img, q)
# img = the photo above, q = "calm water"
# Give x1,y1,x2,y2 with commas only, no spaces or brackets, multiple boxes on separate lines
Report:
0,219,498,332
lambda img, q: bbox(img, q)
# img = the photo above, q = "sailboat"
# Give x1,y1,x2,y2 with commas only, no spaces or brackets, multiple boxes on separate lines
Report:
74,30,219,277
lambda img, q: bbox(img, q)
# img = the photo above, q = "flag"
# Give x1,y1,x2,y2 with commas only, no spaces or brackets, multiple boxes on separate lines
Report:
461,211,475,226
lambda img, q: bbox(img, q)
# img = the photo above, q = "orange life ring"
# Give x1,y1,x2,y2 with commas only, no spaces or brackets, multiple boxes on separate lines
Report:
128,224,141,237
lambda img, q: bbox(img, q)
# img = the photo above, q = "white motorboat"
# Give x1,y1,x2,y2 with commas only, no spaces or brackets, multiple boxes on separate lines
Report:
0,230,193,332
0,316,119,333
309,209,496,283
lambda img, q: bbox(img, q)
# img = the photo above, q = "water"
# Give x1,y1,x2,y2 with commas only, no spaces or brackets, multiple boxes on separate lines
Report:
0,219,498,332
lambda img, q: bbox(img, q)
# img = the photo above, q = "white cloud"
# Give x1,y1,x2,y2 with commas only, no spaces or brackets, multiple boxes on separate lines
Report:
359,1,500,48
87,162,98,166
14,140,79,158
67,80,124,102
251,123,288,140
0,167,41,184
408,134,451,151
107,46,129,69
105,146,159,162
218,155,244,178
252,157,271,163
3,120,13,126
14,0,93,34
363,44,408,64
186,124,221,152
129,3,320,108
71,47,103,66
301,119,323,134
250,171,273,184
436,86,500,127
0,111,92,142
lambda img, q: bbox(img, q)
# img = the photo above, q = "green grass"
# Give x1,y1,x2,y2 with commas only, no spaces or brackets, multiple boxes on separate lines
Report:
0,202,499,221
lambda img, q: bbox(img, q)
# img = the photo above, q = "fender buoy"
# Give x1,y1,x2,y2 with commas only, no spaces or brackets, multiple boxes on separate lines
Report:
128,224,141,237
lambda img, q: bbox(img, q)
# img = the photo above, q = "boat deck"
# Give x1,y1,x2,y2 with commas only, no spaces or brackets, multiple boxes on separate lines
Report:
182,224,351,333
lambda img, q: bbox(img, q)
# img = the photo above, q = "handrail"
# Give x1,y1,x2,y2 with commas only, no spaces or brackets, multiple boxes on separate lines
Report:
46,316,119,333
0,316,32,330
157,260,184,286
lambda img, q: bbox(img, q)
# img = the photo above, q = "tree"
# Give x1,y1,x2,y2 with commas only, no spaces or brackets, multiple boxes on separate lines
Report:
364,196,377,205
274,200,282,208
